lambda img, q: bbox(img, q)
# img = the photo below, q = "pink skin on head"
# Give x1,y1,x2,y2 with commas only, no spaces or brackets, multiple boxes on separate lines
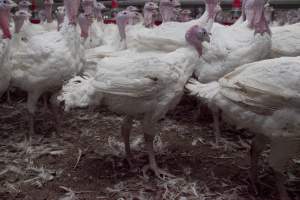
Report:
244,0,270,35
93,2,105,22
0,0,16,39
78,13,93,38
179,9,192,22
205,0,220,20
185,25,210,57
116,10,135,41
18,0,31,11
13,10,31,33
82,0,94,16
143,2,158,28
44,0,54,23
159,0,179,22
56,7,65,30
64,0,81,25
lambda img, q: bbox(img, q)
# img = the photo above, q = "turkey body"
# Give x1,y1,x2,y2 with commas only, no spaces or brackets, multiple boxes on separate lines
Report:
11,26,83,97
270,23,300,58
127,9,215,52
82,20,104,49
10,22,84,143
59,46,199,178
0,38,11,98
186,56,300,200
195,22,271,82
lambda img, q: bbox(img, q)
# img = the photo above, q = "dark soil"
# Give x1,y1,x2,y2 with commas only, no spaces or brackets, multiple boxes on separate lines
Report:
0,95,299,200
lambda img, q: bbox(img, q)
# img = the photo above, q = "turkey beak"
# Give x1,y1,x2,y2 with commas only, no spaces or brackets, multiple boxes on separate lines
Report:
8,0,17,9
203,33,211,43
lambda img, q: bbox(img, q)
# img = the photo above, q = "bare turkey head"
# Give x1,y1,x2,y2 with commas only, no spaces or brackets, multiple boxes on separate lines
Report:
144,2,158,27
78,12,93,38
44,0,53,5
55,6,65,29
13,9,31,33
64,0,81,25
159,0,180,22
144,2,158,11
94,1,105,11
0,0,17,39
160,0,174,7
82,0,93,16
44,0,54,22
264,3,274,24
286,10,299,24
18,0,31,10
244,0,270,35
116,10,136,41
205,0,222,20
126,6,139,12
186,25,210,57
93,2,105,21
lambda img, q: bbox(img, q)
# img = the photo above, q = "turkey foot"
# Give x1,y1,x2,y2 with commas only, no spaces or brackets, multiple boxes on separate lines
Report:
142,164,174,180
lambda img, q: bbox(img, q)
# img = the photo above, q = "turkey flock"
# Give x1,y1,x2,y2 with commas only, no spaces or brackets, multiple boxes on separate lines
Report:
0,0,299,199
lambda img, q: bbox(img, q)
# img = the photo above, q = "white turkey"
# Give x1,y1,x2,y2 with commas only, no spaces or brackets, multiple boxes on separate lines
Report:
194,0,271,82
55,6,65,31
10,0,85,146
186,56,300,200
191,0,271,140
16,0,57,39
80,0,106,49
270,23,300,58
57,18,212,179
84,0,220,61
0,0,16,98
143,1,158,28
126,0,221,52
263,4,300,58
159,0,180,22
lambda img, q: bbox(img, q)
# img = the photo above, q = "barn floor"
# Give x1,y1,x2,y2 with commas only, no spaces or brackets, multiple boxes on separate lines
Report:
0,95,299,200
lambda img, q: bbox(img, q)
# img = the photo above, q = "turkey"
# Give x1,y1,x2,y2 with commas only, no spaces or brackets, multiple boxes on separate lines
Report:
194,0,271,82
159,0,180,22
186,56,300,200
126,6,143,25
270,23,300,58
79,0,107,49
55,6,65,31
0,0,16,98
16,0,57,39
143,1,158,28
178,9,192,22
10,0,85,146
85,0,219,61
189,0,271,146
57,18,212,179
127,0,221,52
38,0,57,31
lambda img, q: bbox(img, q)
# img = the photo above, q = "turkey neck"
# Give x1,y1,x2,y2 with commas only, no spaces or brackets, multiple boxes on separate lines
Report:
44,3,53,23
196,4,218,30
60,24,81,59
0,9,12,39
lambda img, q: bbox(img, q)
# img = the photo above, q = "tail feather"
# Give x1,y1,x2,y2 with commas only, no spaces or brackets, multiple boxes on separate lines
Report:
58,74,102,111
185,78,220,101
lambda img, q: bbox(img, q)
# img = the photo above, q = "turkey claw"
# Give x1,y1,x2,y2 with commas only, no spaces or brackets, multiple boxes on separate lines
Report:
142,164,175,180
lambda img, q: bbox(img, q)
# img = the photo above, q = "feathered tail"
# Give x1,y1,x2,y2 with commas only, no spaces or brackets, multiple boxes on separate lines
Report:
57,74,102,111
185,78,220,102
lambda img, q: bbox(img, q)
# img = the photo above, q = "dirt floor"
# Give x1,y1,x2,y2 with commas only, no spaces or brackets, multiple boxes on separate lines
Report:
0,95,299,200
